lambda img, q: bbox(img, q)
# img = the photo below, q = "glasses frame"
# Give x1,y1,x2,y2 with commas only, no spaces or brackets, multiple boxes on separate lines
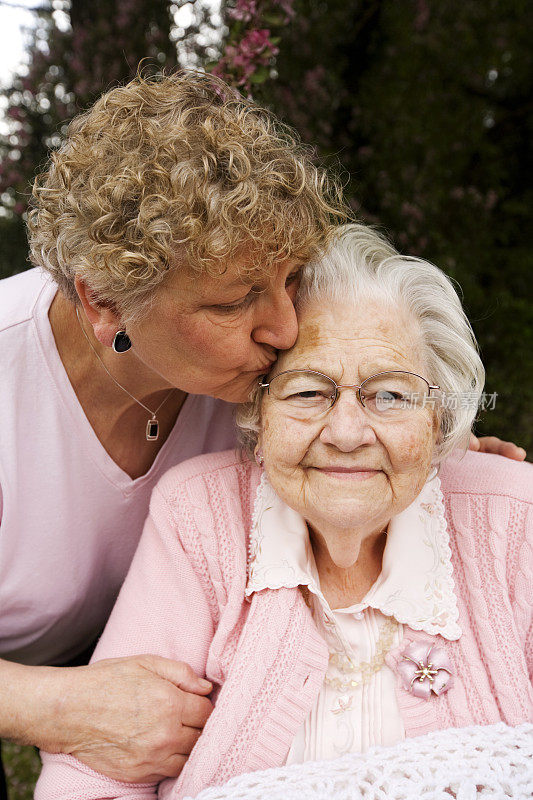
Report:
258,369,440,416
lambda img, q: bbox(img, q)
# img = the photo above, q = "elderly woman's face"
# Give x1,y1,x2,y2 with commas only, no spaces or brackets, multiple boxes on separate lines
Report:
259,299,439,566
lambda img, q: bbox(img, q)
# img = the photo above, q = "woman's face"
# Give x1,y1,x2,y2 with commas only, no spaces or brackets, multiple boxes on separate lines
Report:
124,254,302,403
258,298,439,567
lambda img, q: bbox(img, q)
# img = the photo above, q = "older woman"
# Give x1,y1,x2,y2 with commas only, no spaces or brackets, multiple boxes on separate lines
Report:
35,225,532,799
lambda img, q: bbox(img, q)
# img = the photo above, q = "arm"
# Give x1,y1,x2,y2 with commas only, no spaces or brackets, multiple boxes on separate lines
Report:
35,483,216,800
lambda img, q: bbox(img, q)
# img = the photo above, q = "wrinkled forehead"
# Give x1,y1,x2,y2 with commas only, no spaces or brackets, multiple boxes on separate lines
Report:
273,298,427,378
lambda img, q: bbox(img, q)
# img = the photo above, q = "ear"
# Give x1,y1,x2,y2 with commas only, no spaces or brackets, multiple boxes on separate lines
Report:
75,277,123,349
253,442,264,467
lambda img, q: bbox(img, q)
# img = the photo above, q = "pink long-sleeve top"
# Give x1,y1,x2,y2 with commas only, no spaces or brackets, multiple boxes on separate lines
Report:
36,448,533,800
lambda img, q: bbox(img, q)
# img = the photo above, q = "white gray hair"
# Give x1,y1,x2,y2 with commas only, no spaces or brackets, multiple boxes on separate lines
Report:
237,223,485,463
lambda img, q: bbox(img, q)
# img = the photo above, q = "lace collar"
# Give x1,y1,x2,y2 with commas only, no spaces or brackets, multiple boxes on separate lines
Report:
246,472,461,641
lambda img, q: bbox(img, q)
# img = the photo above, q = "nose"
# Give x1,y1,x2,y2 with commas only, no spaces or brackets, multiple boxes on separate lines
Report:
251,288,299,352
319,390,377,452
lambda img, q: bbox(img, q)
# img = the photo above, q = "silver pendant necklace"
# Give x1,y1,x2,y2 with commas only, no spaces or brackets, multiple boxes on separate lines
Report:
75,306,175,441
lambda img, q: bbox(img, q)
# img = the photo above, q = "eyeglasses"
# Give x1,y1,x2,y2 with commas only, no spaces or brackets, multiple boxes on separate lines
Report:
258,369,441,421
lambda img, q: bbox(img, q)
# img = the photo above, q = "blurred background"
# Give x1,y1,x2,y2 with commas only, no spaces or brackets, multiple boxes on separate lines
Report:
0,2,531,791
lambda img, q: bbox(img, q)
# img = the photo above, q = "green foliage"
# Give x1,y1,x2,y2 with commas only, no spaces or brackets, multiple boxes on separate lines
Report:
1,741,41,800
0,216,30,280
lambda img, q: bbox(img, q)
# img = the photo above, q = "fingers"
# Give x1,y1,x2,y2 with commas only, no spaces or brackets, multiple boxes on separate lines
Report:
180,691,213,729
476,435,500,452
156,727,202,779
469,433,481,451
141,656,212,695
476,436,527,461
175,724,203,755
160,753,188,779
137,655,214,727
497,441,526,461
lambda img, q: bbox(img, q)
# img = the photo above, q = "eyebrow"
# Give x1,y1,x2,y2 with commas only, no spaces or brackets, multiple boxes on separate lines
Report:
278,362,413,381
226,261,303,289
224,276,257,289
194,262,304,301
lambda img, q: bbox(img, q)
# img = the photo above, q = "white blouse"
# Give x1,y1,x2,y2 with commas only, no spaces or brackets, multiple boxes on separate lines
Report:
245,472,461,764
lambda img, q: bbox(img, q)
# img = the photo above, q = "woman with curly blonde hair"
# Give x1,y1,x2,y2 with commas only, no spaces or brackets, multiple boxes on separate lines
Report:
0,69,522,793
0,69,343,789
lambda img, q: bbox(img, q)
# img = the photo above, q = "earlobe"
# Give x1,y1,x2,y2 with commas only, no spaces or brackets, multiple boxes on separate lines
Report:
254,444,264,467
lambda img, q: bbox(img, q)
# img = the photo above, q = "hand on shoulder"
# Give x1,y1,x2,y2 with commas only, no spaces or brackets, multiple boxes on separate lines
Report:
469,434,527,462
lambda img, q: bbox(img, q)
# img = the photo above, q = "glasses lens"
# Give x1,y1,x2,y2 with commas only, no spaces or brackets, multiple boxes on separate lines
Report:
360,372,430,416
269,371,336,417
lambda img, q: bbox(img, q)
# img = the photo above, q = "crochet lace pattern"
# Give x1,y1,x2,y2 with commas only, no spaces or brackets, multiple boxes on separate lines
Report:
186,723,533,800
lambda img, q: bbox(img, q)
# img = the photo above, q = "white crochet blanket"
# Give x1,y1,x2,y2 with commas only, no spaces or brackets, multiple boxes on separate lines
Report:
186,723,533,800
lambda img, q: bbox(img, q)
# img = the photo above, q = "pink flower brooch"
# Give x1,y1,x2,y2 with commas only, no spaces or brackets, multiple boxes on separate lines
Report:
398,640,453,700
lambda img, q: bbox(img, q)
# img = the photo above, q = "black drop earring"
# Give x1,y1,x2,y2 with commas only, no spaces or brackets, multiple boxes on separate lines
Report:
112,330,132,353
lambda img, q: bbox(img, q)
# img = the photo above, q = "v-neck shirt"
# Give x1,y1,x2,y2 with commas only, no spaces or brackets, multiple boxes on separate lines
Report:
0,267,237,665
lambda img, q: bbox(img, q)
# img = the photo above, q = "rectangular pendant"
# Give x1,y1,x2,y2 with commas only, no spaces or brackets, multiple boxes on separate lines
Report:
146,419,159,441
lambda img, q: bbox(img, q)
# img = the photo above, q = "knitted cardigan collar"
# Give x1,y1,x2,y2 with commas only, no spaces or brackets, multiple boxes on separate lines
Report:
246,472,462,641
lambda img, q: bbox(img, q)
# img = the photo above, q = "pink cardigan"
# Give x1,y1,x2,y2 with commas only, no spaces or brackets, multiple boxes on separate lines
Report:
36,450,533,800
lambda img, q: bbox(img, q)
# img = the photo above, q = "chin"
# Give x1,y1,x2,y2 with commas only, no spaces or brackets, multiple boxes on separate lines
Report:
313,501,386,531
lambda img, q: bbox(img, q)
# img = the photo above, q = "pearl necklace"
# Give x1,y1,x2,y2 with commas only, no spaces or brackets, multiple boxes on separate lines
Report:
325,616,398,692
299,586,399,713
324,615,399,715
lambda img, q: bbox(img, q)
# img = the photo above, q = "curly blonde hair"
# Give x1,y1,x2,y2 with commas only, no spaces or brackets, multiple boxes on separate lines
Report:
28,70,346,322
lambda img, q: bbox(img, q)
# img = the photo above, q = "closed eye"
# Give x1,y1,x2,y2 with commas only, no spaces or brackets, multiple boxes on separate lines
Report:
288,390,334,401
211,286,263,313
212,293,254,313
212,267,301,313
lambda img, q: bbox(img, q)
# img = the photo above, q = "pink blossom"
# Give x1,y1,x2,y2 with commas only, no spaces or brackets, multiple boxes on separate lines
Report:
216,28,277,89
397,640,453,700
240,28,276,57
213,0,293,93
228,0,259,24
